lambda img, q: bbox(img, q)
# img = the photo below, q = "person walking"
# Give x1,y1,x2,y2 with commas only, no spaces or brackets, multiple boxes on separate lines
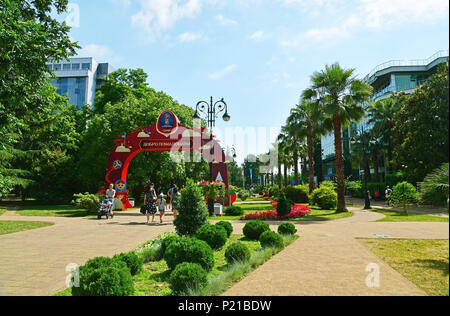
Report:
167,184,179,219
105,183,116,216
144,183,157,224
157,193,166,224
385,186,393,206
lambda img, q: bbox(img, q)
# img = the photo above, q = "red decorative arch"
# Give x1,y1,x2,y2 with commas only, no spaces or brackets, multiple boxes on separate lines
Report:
101,111,231,209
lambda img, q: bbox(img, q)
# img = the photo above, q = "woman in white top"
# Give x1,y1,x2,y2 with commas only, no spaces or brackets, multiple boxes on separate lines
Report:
105,183,116,215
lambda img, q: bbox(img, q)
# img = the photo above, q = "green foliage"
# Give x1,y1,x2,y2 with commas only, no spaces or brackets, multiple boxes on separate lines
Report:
385,171,407,188
392,64,449,183
215,221,233,238
278,223,297,236
168,262,208,295
237,189,251,201
224,205,244,216
225,242,251,265
195,225,228,250
311,185,338,210
321,181,336,189
0,175,13,200
243,221,270,240
160,233,182,257
72,257,134,296
164,237,215,272
113,252,143,276
283,185,309,203
420,163,449,205
174,179,209,236
259,231,284,250
275,192,292,217
345,178,362,194
72,193,102,214
138,240,163,263
353,182,386,199
268,185,281,198
389,182,419,213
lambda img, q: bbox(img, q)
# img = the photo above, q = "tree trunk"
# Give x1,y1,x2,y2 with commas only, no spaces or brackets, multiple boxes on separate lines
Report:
372,149,379,182
278,161,282,189
293,146,299,186
333,115,347,212
364,157,371,182
307,132,315,194
284,164,288,187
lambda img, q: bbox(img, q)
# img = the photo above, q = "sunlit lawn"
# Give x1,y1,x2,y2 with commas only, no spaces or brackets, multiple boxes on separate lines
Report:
0,220,54,236
362,239,449,296
0,207,6,216
16,205,90,217
368,209,449,222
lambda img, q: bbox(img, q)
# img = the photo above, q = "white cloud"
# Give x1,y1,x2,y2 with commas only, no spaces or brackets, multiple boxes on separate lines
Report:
178,32,201,42
132,0,202,38
209,64,237,80
77,44,120,63
215,14,238,25
249,30,265,41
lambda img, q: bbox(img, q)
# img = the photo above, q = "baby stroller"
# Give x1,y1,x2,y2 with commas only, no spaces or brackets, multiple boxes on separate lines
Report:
98,199,115,220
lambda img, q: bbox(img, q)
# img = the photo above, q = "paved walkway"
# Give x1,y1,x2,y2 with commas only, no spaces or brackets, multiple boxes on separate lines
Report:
225,208,449,296
1,207,448,296
0,211,175,296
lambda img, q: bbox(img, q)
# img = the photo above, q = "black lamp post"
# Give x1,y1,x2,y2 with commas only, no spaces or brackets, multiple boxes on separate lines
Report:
351,126,377,210
193,97,230,183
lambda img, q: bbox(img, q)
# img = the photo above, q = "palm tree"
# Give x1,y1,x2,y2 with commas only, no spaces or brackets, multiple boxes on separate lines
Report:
277,132,293,187
284,112,306,185
368,98,399,173
310,63,373,212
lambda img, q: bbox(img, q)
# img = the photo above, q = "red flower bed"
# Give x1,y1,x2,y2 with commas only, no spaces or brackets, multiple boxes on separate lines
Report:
241,204,311,221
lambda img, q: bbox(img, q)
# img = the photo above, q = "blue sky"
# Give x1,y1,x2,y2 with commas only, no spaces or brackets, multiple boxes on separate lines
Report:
61,0,449,163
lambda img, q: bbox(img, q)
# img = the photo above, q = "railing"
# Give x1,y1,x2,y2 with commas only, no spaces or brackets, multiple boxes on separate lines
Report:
364,49,449,81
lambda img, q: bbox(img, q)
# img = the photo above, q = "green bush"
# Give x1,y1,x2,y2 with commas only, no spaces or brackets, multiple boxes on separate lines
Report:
311,185,337,210
72,193,102,214
268,186,281,198
225,205,244,216
275,192,292,217
138,240,163,263
72,257,134,296
225,242,251,265
243,221,270,240
174,179,209,236
195,225,228,250
160,233,182,256
278,223,297,235
113,252,142,276
353,182,386,199
164,237,215,272
283,185,309,203
259,231,284,250
320,181,336,189
168,262,208,295
216,221,233,237
389,182,419,213
420,163,449,205
386,171,407,188
238,189,251,201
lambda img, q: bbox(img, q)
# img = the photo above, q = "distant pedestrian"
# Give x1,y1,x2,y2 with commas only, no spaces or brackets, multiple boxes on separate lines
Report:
385,186,393,206
157,193,166,224
144,183,157,224
167,184,179,218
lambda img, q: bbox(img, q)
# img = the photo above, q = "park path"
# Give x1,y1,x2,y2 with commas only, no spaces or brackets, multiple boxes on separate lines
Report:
0,211,175,296
225,208,449,296
0,207,448,296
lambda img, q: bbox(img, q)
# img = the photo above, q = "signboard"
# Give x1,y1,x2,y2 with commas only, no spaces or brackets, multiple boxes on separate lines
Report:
156,111,179,137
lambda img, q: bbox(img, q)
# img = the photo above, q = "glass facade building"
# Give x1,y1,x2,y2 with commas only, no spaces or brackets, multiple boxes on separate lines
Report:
47,57,115,108
319,50,449,180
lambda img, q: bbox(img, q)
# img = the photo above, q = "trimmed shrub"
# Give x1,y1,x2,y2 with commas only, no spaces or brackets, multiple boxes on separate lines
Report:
225,242,251,265
278,223,297,236
283,185,309,203
72,193,102,214
259,231,284,249
174,179,209,236
164,237,215,272
161,233,182,256
243,221,270,240
216,221,233,237
276,192,292,217
72,257,134,296
311,186,337,210
113,252,142,276
225,205,244,216
238,189,251,201
195,225,228,250
268,186,281,198
389,182,419,213
168,262,208,295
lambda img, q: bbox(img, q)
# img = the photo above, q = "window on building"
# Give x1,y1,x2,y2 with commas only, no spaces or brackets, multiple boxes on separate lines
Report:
72,63,80,70
54,64,61,71
63,64,71,71
47,64,53,71
81,63,91,70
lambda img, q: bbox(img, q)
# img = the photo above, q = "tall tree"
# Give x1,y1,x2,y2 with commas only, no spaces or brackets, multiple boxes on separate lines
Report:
310,63,373,212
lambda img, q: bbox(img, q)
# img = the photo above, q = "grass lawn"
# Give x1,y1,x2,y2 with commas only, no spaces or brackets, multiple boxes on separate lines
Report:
368,209,449,223
235,197,267,203
16,205,90,217
210,205,354,222
56,233,298,296
362,239,449,296
0,207,6,216
0,220,54,236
